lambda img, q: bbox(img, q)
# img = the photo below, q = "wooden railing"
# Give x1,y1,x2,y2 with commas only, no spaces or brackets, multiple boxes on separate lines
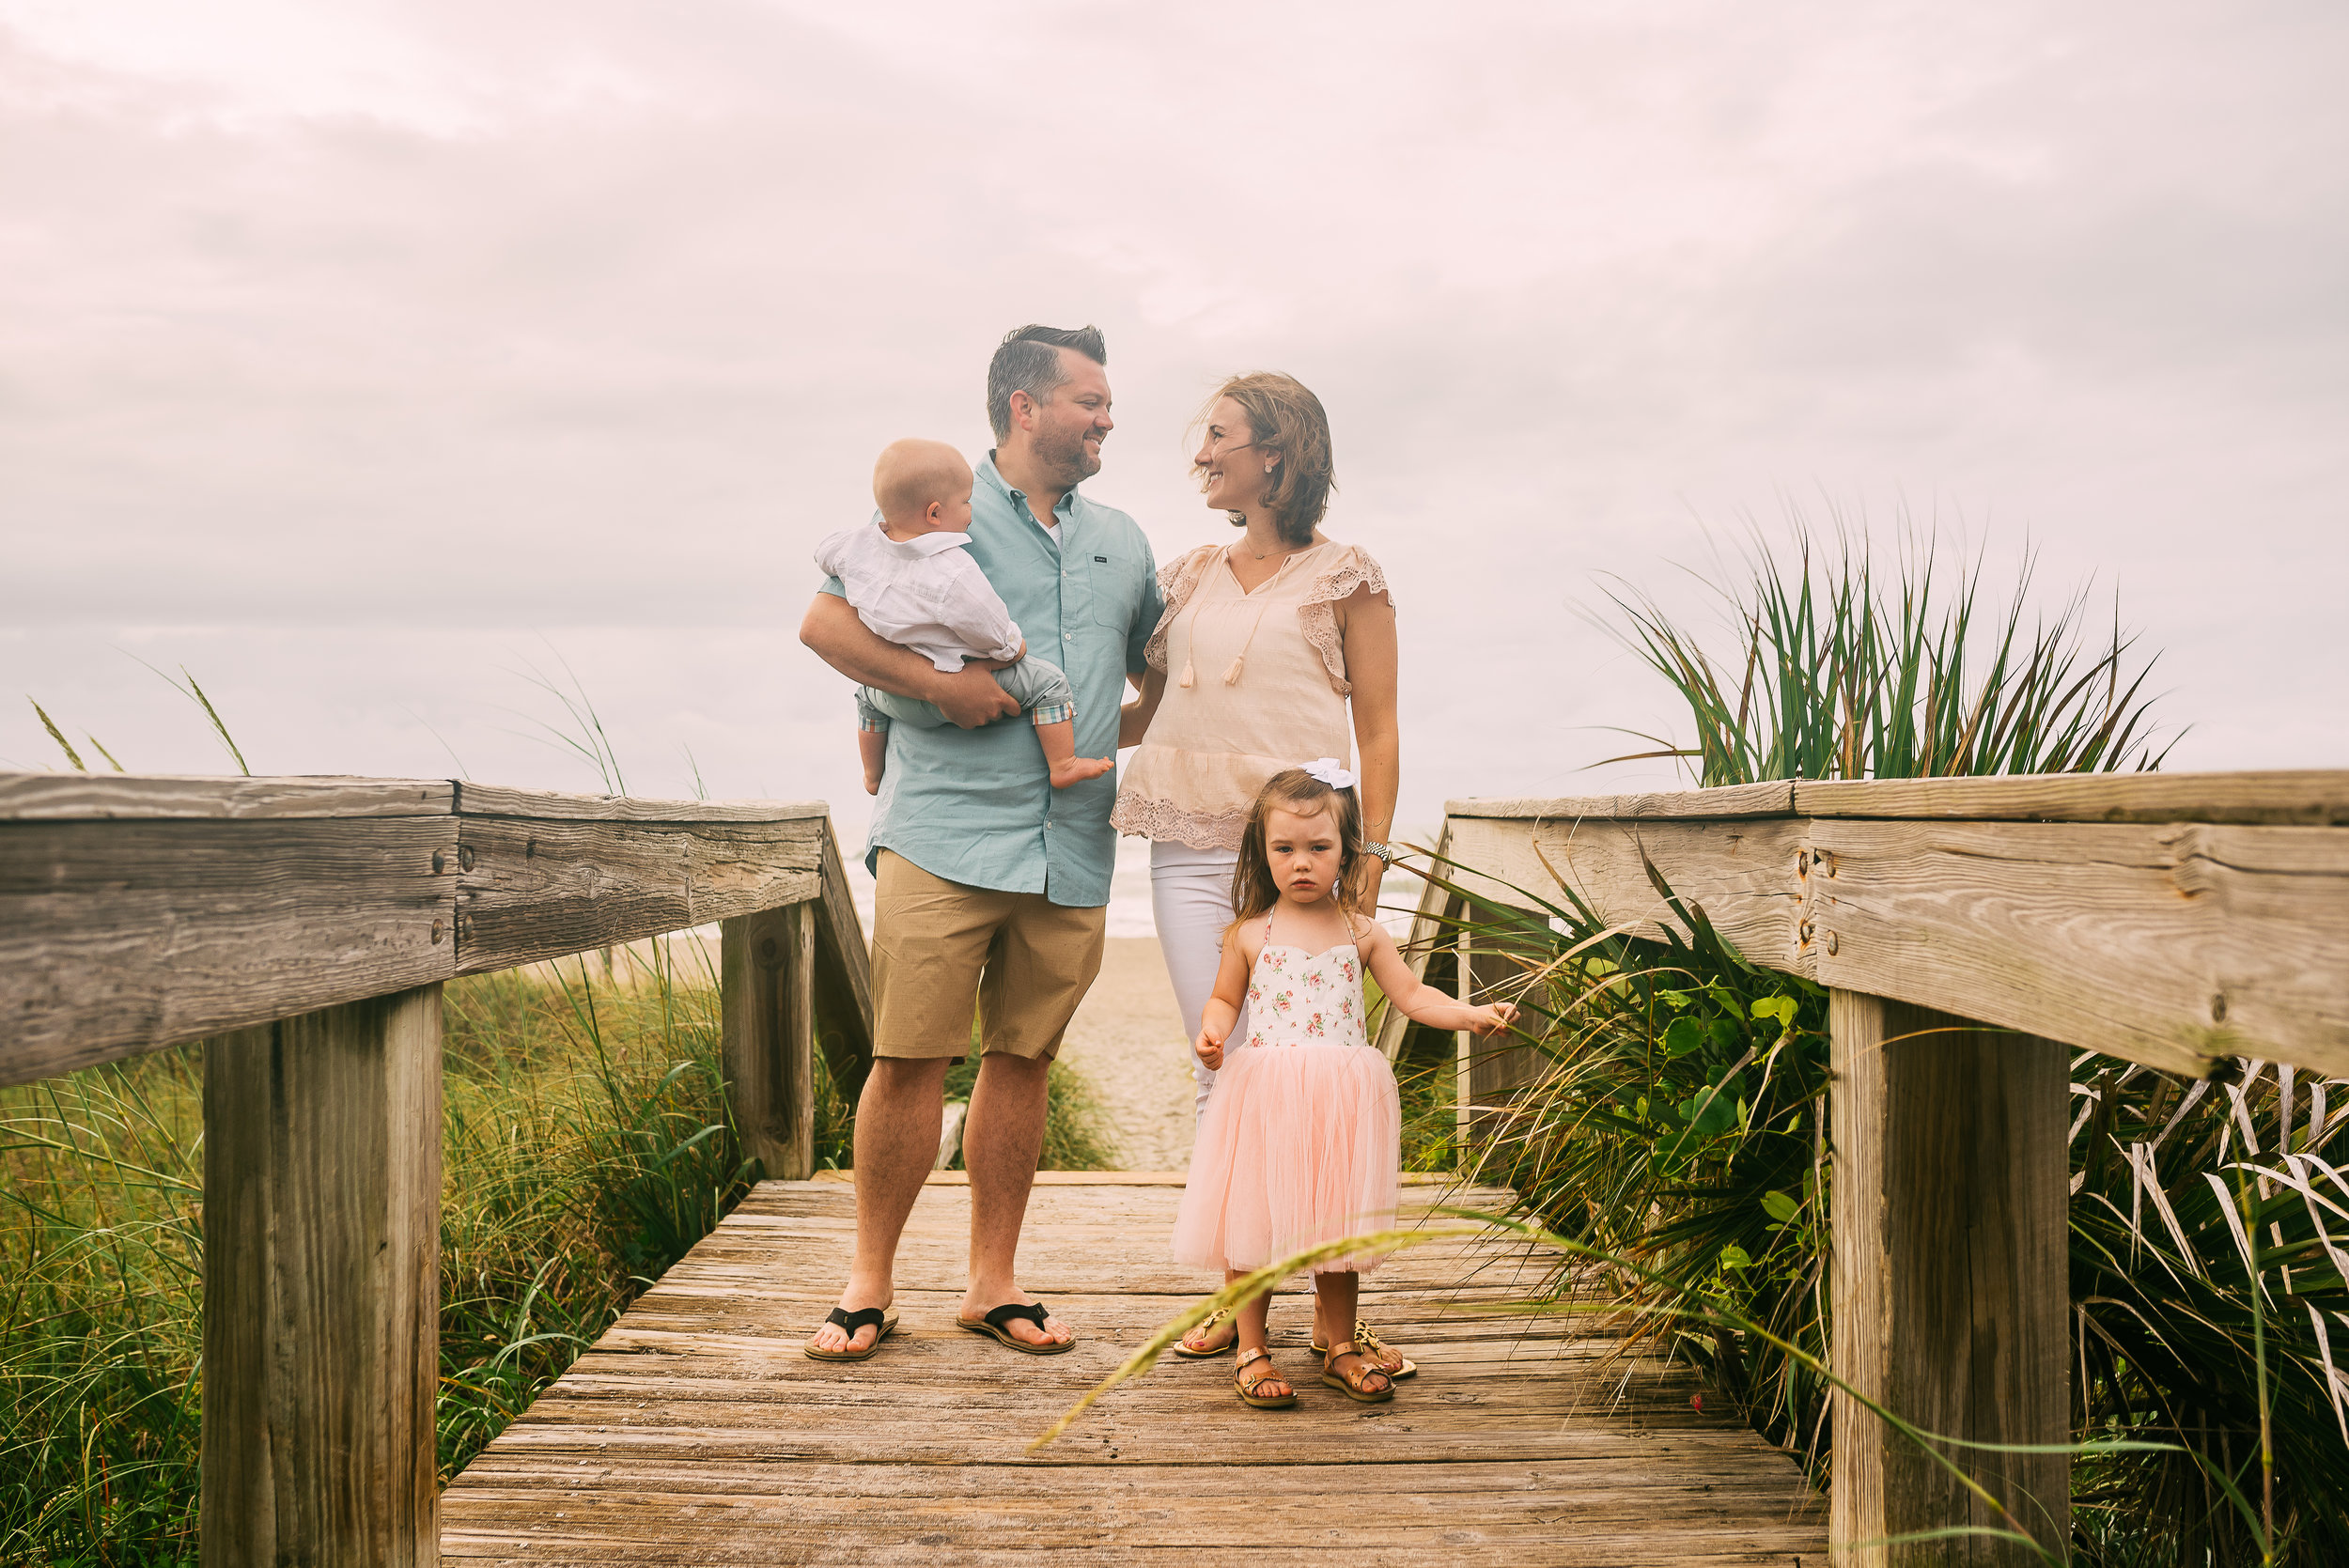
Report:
0,772,873,1567
1380,768,2349,1564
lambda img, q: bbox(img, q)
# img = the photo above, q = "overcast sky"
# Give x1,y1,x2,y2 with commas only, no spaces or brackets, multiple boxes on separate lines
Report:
5,0,2344,846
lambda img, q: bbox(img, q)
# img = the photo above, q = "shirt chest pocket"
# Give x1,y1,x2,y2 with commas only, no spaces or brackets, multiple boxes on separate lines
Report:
1084,549,1138,631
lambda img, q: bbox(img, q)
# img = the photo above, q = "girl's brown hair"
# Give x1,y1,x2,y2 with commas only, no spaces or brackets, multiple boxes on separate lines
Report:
1229,768,1370,924
1194,371,1336,548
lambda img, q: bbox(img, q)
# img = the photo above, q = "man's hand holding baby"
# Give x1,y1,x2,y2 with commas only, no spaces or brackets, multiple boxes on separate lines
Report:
924,663,1023,727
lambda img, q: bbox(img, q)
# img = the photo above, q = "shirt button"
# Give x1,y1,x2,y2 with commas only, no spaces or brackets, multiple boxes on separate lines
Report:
1064,632,1073,641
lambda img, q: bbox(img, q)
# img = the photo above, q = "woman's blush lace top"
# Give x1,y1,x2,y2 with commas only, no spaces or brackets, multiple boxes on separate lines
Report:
1112,540,1390,850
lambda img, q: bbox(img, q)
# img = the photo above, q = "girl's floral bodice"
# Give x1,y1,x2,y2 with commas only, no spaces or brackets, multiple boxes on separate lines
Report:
1243,926,1372,1051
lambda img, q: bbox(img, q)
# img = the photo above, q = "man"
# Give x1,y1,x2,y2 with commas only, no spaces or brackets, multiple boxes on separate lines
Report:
801,324,1161,1358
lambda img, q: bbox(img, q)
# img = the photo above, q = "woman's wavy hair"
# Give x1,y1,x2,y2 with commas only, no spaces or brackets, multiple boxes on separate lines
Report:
1229,768,1369,925
1193,372,1336,548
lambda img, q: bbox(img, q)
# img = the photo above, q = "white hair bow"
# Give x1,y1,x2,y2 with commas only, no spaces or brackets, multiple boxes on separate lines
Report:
1299,757,1357,790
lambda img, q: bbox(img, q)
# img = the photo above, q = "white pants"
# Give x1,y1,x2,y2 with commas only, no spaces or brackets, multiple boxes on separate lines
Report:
1150,840,1247,1119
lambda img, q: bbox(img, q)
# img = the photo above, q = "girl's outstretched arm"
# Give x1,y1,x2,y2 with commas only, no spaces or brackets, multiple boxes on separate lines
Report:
1357,921,1517,1037
1193,925,1254,1072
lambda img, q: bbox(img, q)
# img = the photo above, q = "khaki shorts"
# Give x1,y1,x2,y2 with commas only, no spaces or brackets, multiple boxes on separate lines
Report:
869,849,1107,1063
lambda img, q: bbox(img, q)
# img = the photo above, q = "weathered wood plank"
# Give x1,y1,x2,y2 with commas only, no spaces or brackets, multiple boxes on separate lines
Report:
1445,781,1797,822
0,771,453,820
687,820,827,925
1444,814,2349,1078
455,783,829,824
203,986,442,1568
453,818,819,976
1443,814,1813,975
1797,768,2349,826
1809,819,2349,1079
0,818,456,1086
1449,770,2349,828
1828,993,2069,1566
441,1179,1822,1563
722,905,816,1182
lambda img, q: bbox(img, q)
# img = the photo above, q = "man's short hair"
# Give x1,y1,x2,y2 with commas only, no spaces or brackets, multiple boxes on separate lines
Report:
987,324,1108,442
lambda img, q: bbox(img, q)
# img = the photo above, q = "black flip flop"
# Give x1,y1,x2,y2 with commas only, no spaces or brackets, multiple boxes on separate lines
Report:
803,1304,899,1361
956,1299,1075,1355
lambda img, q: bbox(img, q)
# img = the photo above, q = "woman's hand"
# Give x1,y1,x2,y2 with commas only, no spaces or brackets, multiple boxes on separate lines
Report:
1352,855,1387,917
1465,1002,1519,1037
1195,1019,1228,1072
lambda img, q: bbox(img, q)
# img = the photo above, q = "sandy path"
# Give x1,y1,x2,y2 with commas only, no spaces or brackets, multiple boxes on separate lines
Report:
1056,938,1197,1172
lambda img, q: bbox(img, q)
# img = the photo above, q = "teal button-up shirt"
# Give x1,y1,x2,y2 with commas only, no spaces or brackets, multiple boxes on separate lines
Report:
821,454,1163,907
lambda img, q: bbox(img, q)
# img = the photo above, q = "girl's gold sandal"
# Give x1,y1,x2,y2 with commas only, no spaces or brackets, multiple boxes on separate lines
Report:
1174,1307,1236,1358
1320,1342,1395,1404
1311,1318,1417,1379
1234,1346,1299,1409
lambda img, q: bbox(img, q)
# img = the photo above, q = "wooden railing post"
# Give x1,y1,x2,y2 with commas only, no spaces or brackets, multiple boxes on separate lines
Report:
723,903,816,1181
1828,990,2070,1565
201,985,443,1568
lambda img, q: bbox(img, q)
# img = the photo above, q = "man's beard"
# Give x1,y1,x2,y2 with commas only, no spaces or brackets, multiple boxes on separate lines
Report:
1035,420,1103,487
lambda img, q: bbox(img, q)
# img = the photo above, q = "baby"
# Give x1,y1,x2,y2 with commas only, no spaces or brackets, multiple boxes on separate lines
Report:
815,438,1114,795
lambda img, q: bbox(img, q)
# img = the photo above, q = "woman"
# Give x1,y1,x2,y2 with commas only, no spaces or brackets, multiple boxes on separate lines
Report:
1114,371,1412,1381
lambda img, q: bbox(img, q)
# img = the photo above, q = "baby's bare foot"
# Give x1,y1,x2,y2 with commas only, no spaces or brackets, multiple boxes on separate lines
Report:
1048,755,1115,789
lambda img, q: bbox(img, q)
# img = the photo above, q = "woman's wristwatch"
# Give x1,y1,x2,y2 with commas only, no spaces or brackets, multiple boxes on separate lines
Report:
1362,838,1402,864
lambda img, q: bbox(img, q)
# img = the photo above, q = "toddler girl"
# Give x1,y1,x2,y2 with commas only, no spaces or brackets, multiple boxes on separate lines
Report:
1169,763,1517,1408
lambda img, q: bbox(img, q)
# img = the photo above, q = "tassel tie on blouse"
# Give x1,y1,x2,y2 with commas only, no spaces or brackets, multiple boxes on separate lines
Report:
1180,551,1303,689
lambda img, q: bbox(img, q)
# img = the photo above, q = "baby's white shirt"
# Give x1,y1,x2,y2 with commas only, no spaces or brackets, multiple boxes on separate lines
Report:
814,520,1024,674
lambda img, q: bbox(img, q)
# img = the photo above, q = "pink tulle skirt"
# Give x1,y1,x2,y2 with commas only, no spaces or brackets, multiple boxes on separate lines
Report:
1172,1041,1402,1277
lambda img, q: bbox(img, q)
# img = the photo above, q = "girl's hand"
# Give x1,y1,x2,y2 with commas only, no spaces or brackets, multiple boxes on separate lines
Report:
1195,1021,1228,1072
1465,1002,1518,1037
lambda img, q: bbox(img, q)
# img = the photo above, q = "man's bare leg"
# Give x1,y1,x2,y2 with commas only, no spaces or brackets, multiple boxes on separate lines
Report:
957,1051,1071,1346
806,1056,949,1356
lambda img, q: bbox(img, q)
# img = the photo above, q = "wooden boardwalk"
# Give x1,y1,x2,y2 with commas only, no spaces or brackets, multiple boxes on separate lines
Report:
442,1175,1825,1565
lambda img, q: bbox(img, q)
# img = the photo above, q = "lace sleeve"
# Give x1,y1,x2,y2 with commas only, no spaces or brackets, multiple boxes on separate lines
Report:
1297,547,1392,697
1143,545,1221,674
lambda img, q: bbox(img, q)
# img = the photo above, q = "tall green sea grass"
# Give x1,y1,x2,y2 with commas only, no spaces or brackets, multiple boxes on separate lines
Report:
1595,528,2178,784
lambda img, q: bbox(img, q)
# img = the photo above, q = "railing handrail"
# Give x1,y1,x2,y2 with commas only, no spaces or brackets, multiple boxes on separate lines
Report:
1444,766,2349,827
0,770,867,1089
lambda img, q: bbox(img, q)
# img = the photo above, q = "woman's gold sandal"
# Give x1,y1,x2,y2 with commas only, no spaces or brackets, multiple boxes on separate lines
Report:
1311,1319,1417,1380
1174,1308,1237,1358
1234,1346,1298,1409
1321,1341,1395,1404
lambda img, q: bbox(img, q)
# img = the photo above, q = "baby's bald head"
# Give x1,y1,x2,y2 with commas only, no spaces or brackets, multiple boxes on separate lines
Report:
874,439,973,532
